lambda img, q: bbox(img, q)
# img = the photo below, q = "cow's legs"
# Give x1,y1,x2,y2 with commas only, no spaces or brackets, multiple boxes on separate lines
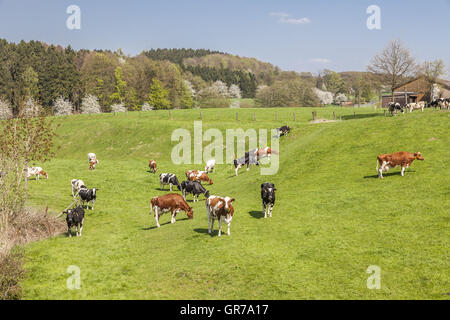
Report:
169,184,173,192
171,211,176,224
262,201,267,218
154,207,161,228
269,204,273,218
209,218,215,234
218,219,222,237
227,222,231,236
79,220,84,237
68,227,72,237
401,166,406,177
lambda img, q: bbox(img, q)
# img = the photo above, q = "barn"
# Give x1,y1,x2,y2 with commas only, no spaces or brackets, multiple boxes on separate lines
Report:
381,77,450,108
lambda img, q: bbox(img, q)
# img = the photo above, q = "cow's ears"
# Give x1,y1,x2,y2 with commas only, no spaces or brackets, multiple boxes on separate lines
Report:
230,198,235,203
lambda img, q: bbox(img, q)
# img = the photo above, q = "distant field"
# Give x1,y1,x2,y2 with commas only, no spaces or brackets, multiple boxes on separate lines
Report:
22,107,449,299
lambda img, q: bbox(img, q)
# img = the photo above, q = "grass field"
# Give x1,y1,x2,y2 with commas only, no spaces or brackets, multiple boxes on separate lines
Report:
21,106,449,300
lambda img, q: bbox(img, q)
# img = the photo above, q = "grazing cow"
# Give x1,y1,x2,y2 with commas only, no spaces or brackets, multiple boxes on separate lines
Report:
388,102,404,115
205,159,216,173
377,151,424,179
438,98,449,110
64,206,85,237
428,99,439,109
206,196,235,237
276,126,291,137
233,150,260,176
88,153,98,164
261,183,276,219
185,170,201,179
89,160,98,171
189,172,213,185
26,167,48,180
78,187,98,210
180,181,210,202
254,147,278,161
71,179,86,197
149,160,157,174
150,193,193,228
159,173,181,191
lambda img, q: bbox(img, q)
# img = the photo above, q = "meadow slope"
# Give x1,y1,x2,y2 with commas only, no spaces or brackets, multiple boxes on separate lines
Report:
22,107,449,299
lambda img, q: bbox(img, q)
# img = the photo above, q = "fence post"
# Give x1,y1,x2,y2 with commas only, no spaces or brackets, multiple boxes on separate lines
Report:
333,112,336,120
312,112,315,121
169,110,171,120
293,112,296,121
254,112,256,121
200,111,203,120
236,112,238,121
275,112,278,121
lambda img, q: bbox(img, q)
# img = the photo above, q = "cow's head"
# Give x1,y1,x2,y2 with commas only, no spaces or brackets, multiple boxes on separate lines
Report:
224,198,235,223
40,170,48,179
414,152,424,161
262,183,276,201
204,190,210,199
186,206,194,219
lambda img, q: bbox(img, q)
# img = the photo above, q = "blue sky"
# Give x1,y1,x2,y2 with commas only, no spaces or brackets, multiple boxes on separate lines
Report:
0,0,449,76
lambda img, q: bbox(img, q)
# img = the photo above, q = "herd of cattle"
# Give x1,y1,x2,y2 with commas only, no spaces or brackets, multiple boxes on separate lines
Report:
7,120,427,238
387,98,450,115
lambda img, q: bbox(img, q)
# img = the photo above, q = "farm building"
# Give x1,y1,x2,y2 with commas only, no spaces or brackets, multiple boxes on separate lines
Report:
381,77,450,108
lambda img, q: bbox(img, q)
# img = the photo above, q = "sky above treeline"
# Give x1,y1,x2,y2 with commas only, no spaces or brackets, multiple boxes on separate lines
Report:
0,0,449,77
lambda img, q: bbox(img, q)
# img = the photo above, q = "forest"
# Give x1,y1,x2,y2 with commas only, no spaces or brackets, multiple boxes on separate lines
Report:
0,39,385,115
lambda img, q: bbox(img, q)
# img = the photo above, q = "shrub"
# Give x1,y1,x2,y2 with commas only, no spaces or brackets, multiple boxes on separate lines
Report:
53,97,73,116
0,99,12,120
111,103,127,113
80,94,102,114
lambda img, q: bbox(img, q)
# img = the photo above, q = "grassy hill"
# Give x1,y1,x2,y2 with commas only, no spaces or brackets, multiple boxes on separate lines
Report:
22,107,449,299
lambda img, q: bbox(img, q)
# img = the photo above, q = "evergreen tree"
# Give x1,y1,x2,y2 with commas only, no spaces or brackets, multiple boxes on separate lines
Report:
148,79,171,109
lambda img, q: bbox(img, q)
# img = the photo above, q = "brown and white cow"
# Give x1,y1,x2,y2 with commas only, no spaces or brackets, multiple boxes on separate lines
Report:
149,160,157,174
191,172,213,185
205,196,235,236
89,160,98,171
254,147,278,161
150,193,193,228
26,167,48,180
377,152,424,179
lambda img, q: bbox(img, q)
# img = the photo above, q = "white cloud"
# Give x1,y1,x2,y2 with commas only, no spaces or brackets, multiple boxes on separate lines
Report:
269,12,311,25
310,58,331,64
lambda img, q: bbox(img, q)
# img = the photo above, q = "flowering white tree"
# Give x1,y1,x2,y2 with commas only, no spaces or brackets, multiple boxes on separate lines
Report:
228,84,242,99
230,101,240,108
334,93,348,105
80,94,102,114
0,99,12,120
184,80,196,98
111,103,127,113
212,81,230,98
141,103,154,111
53,97,73,116
313,88,333,105
20,97,42,118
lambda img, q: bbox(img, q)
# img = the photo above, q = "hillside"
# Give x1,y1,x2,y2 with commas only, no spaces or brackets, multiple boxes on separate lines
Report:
22,107,449,299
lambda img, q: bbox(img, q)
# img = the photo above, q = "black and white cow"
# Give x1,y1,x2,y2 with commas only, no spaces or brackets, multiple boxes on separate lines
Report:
428,99,439,109
180,180,210,202
159,173,181,191
233,150,260,176
276,126,291,138
78,187,98,210
261,183,276,219
71,179,86,197
387,102,404,115
64,206,85,237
